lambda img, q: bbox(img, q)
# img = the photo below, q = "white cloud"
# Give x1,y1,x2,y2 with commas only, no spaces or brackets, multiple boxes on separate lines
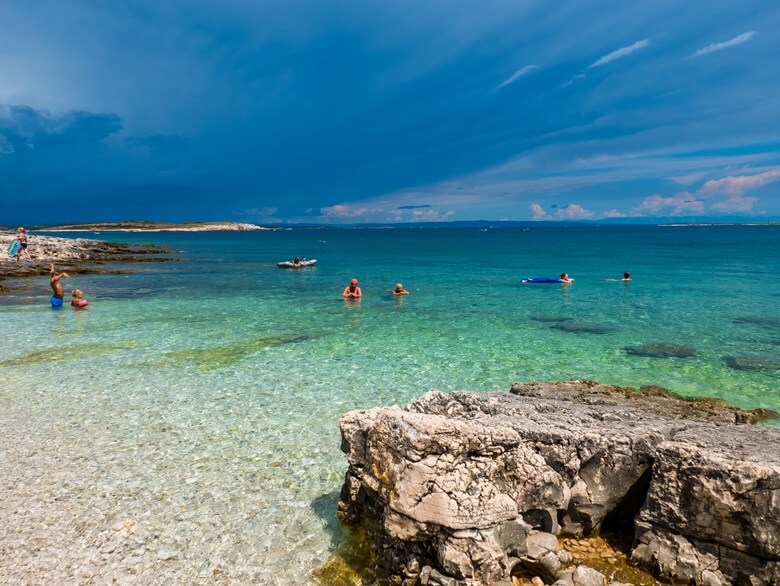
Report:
530,203,547,220
588,39,649,69
635,193,704,215
530,202,595,220
496,65,537,90
410,208,454,221
692,31,757,58
555,203,594,219
634,169,779,215
699,169,780,197
320,204,370,218
712,195,758,212
602,209,628,218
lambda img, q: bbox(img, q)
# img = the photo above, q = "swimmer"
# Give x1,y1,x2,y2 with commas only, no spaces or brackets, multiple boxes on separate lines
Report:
607,271,631,282
342,278,362,299
70,289,89,309
49,263,69,309
392,283,409,296
559,273,574,283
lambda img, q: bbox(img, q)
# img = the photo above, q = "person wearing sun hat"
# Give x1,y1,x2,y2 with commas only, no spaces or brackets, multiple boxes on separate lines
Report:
342,278,362,299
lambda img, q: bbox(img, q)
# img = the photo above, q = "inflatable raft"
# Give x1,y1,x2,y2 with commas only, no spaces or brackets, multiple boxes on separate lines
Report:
277,259,317,268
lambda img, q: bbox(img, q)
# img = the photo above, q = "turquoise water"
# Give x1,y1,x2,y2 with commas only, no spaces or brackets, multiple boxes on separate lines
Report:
1,225,779,583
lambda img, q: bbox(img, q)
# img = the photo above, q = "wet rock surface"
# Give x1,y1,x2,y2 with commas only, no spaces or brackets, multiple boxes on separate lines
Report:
339,381,780,585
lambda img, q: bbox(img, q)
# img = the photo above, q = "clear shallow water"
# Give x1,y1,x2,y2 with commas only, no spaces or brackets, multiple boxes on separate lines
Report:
1,225,779,583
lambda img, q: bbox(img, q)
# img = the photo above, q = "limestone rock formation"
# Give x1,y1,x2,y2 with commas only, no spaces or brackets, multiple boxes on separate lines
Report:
338,381,780,585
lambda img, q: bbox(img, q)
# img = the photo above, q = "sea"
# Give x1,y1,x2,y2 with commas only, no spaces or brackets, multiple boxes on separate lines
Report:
1,224,778,584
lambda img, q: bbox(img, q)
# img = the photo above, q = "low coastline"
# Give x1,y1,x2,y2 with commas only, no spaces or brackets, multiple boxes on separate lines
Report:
37,221,274,232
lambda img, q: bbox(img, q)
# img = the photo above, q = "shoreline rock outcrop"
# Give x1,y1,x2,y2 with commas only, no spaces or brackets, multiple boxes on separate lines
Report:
338,381,780,585
0,232,173,293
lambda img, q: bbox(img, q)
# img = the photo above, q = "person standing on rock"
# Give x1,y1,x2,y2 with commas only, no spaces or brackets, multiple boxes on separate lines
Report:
16,227,32,263
49,263,69,309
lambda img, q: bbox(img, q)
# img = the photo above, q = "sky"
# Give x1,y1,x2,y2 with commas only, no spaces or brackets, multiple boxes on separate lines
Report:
1,0,779,225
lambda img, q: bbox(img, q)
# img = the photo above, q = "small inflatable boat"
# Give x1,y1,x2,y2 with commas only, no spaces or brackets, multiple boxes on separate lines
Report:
521,277,564,283
277,259,317,268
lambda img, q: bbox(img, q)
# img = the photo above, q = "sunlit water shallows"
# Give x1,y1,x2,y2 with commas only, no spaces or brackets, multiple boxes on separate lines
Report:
1,225,778,584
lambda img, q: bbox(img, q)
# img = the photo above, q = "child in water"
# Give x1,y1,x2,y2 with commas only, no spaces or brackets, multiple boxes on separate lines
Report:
70,289,89,309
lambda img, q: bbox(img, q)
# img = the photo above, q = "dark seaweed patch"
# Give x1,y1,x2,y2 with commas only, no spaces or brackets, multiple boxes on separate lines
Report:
724,355,780,372
625,343,697,359
531,315,574,323
733,316,780,328
149,334,315,371
552,322,615,334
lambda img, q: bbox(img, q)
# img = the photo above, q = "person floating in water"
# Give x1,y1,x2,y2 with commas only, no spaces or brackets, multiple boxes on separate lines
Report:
559,273,574,283
71,289,89,309
16,227,32,263
392,283,409,296
49,263,69,309
606,271,631,282
342,278,362,299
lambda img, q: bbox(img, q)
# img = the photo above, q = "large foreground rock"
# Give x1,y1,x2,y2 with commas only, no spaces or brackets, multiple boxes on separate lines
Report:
338,381,780,585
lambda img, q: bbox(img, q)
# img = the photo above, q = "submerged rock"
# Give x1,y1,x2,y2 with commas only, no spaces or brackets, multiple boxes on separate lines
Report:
724,354,780,371
552,322,615,334
531,315,574,323
339,381,780,586
624,343,697,359
733,316,780,328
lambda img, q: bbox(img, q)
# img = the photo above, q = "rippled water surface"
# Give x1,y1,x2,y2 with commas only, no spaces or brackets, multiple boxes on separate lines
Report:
1,225,778,583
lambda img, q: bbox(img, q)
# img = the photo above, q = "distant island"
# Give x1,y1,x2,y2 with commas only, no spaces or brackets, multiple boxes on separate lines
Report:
39,221,274,232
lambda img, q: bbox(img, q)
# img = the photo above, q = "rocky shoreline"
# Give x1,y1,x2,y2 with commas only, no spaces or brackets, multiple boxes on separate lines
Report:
0,232,174,294
338,381,780,586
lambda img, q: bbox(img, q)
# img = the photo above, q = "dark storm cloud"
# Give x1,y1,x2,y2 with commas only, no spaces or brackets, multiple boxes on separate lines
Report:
0,105,122,155
1,0,778,223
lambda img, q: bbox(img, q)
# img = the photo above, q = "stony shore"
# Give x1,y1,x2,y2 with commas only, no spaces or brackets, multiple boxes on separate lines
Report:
338,381,780,586
0,232,174,294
